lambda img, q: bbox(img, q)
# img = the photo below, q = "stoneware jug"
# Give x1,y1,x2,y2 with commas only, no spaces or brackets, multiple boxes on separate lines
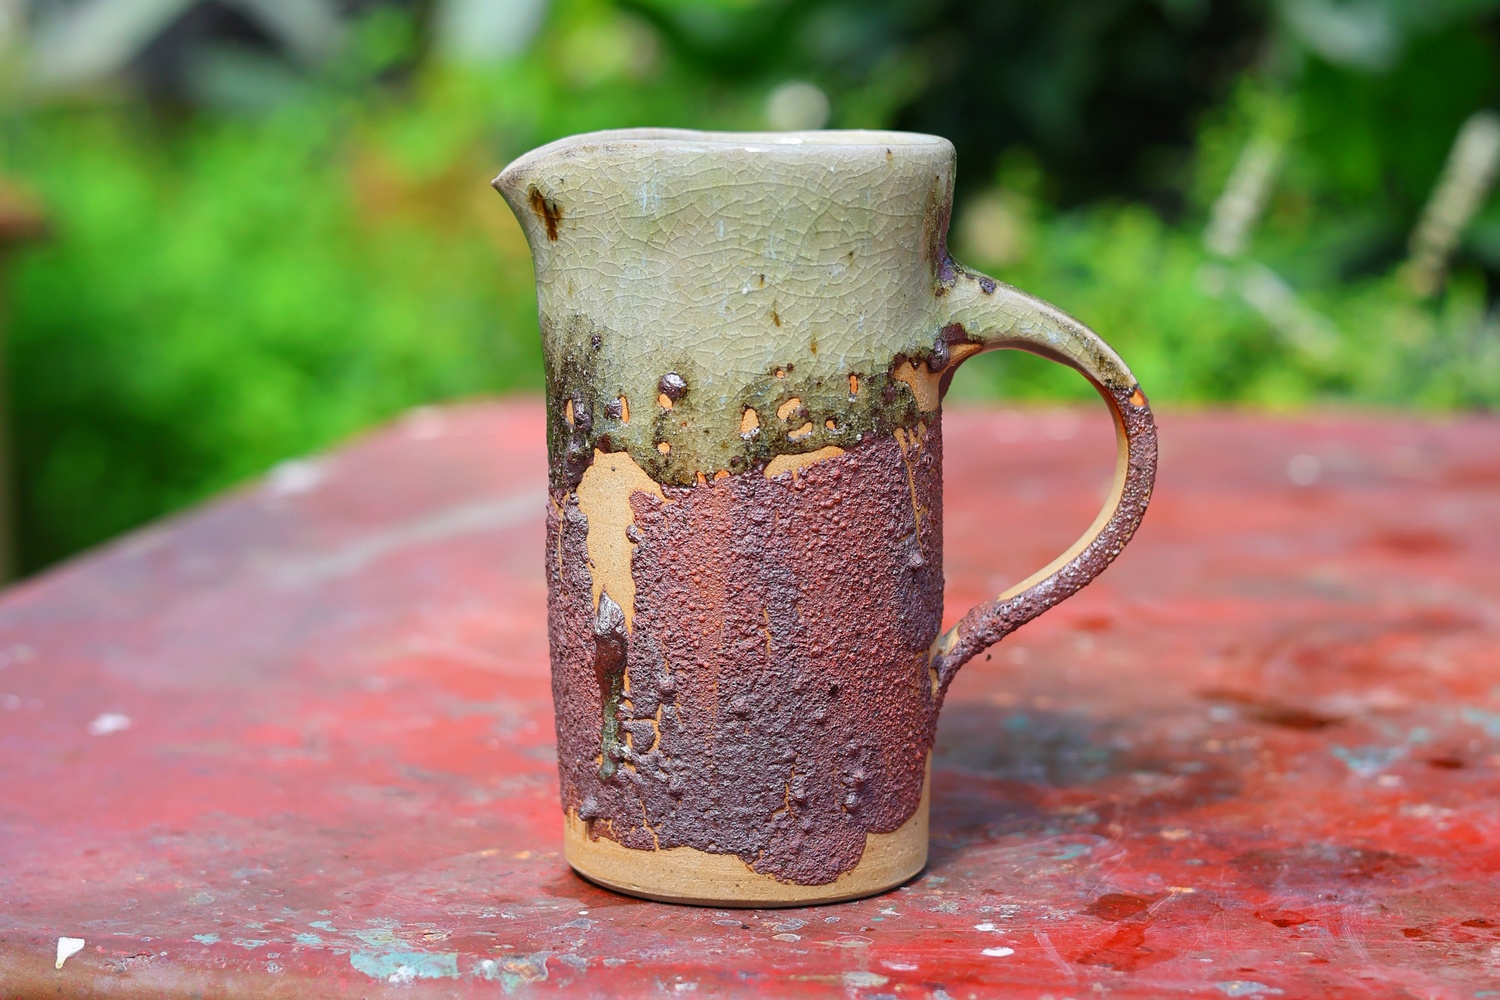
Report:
494,128,1157,906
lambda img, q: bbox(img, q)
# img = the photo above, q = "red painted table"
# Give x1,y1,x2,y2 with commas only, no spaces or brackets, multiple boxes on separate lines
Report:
3,401,1499,999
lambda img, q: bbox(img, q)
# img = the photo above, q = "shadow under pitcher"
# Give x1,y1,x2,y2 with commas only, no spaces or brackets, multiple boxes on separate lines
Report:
494,129,1157,906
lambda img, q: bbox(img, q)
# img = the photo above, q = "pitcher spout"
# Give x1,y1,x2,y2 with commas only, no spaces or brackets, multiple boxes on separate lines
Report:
490,158,528,215
492,129,721,247
491,157,544,244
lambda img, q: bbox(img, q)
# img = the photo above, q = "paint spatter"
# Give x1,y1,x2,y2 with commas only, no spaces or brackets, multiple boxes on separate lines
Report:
1216,983,1285,997
1086,892,1154,921
1331,745,1406,777
843,972,889,987
55,936,85,970
192,933,220,945
350,950,459,982
981,946,1015,957
475,952,551,990
232,939,269,950
1461,706,1500,736
1075,924,1175,972
87,712,131,736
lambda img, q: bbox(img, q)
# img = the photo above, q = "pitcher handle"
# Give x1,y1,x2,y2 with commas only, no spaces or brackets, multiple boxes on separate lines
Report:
928,265,1159,695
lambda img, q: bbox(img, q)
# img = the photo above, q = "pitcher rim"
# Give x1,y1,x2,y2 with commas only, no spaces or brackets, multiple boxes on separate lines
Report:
493,128,952,198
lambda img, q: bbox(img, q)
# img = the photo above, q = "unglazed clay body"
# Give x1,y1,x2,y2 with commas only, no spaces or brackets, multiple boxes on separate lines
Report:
494,129,1157,905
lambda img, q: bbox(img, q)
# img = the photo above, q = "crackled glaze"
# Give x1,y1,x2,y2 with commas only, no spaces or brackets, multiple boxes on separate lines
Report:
494,129,961,490
496,129,1157,904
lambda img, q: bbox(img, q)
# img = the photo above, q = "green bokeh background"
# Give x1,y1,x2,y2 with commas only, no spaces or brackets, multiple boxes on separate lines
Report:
5,0,1500,572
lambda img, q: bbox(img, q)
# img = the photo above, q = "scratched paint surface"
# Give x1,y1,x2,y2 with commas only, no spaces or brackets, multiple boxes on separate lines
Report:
2,399,1500,998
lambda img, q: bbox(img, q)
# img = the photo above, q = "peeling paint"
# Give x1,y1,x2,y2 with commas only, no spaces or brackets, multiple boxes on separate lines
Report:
350,949,459,981
474,951,551,990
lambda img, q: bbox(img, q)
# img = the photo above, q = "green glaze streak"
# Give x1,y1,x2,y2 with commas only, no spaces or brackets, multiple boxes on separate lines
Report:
542,318,948,490
596,676,624,783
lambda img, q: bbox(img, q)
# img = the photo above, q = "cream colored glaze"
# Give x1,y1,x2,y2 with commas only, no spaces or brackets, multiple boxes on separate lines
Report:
574,448,667,630
890,343,982,412
763,445,846,479
893,423,931,538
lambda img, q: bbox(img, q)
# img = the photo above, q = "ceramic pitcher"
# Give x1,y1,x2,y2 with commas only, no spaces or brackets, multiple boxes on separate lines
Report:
494,128,1156,906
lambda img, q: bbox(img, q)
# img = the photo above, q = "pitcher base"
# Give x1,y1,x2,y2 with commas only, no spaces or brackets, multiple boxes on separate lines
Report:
562,785,929,907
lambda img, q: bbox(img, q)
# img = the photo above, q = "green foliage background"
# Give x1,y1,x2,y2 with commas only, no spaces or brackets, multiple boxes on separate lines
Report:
5,0,1500,570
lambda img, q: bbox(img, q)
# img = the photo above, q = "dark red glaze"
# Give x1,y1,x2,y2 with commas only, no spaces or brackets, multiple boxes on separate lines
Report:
547,421,945,885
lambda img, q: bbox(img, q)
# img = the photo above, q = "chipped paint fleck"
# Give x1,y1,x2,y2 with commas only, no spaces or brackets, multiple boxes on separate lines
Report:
87,712,130,736
474,951,551,989
1216,983,1285,997
350,949,459,981
843,971,889,987
54,936,84,970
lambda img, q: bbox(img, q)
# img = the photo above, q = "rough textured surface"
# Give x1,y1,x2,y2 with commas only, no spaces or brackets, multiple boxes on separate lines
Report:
547,422,943,884
4,400,1500,997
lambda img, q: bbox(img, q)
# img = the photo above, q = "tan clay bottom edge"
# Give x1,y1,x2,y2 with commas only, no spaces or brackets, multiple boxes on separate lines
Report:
564,777,930,907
